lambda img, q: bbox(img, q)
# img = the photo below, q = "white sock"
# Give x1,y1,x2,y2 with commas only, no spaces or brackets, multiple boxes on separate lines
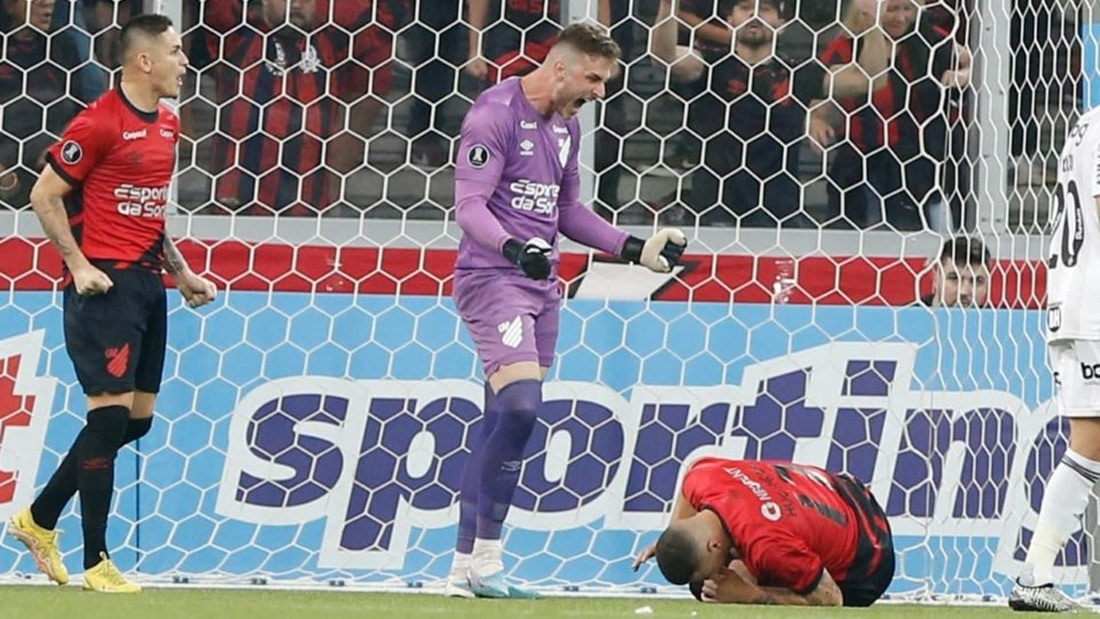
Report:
471,538,504,576
1023,448,1100,586
449,552,471,580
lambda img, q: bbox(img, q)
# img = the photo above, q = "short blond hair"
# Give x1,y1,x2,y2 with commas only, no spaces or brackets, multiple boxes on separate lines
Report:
553,22,621,61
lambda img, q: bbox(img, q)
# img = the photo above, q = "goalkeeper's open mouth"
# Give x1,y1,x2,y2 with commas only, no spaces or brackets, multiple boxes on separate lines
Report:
572,96,597,114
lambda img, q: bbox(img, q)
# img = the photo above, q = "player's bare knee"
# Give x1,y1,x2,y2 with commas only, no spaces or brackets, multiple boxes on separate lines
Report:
130,391,157,420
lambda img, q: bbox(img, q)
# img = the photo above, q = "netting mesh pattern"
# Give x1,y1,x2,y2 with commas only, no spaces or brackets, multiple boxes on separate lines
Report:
0,0,1090,599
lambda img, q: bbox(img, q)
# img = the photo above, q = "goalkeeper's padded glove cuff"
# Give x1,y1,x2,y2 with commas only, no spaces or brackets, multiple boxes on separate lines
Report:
502,238,524,264
620,236,645,264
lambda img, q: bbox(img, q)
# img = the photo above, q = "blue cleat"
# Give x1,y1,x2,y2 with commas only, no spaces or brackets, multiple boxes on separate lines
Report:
468,570,540,599
506,581,541,600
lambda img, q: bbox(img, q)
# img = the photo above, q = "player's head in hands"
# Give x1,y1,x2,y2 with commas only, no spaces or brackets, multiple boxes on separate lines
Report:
728,0,784,50
525,22,620,119
118,13,188,102
262,0,316,32
654,512,732,587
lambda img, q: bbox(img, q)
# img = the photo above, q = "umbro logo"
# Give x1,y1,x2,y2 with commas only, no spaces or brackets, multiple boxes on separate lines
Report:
519,140,534,156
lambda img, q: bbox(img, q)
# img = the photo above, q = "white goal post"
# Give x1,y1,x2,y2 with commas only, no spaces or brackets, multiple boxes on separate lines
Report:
0,0,1092,602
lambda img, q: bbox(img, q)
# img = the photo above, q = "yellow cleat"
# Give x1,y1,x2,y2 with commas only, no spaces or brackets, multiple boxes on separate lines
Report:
7,508,69,585
83,552,141,593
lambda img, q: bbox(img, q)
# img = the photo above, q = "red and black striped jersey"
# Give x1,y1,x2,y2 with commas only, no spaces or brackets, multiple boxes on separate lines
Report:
682,458,891,593
45,87,177,270
820,22,956,156
201,0,394,212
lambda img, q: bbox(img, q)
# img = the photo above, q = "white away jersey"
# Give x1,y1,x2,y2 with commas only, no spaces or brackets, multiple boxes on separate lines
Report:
1047,106,1100,341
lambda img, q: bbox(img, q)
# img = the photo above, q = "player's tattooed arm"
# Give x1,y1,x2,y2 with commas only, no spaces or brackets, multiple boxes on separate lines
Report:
163,235,218,309
162,235,189,276
701,567,843,606
752,572,843,606
30,168,85,268
31,166,113,295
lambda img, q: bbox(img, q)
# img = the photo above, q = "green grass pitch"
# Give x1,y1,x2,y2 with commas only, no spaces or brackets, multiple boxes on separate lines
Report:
0,586,1053,619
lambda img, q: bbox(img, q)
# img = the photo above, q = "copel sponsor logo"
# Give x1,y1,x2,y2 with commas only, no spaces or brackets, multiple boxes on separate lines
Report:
509,180,558,215
725,467,771,501
214,342,1066,578
115,184,170,218
123,129,147,141
0,332,55,520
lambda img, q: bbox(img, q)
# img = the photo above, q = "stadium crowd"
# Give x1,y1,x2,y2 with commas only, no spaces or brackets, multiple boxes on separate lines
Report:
0,0,1079,232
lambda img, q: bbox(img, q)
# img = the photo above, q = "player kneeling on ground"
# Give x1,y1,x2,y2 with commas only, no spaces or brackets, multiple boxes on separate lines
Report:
633,457,895,606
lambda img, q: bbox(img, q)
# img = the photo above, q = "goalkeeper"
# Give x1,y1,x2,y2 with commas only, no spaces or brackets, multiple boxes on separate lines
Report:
632,458,895,607
445,22,687,599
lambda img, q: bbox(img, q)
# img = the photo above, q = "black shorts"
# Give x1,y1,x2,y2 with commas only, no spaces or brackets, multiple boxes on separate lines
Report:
63,262,167,395
833,473,896,607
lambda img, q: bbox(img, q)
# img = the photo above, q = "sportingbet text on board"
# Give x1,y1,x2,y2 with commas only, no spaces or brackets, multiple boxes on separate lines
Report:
0,297,1076,596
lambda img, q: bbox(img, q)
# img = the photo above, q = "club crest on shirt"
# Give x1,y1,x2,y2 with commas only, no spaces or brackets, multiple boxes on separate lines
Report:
557,137,570,168
467,144,490,169
60,141,82,165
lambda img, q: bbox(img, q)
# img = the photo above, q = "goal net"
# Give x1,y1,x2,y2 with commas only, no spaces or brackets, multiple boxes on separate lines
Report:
0,0,1086,601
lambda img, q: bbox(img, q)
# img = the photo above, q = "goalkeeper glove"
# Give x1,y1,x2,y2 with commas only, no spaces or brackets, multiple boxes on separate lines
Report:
502,237,553,280
620,228,687,273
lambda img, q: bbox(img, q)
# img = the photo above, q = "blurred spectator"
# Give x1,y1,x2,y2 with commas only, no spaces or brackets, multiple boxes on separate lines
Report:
595,0,637,220
402,0,464,169
660,0,732,177
678,0,732,61
920,0,974,228
47,0,106,95
74,0,140,69
197,0,395,216
813,0,970,233
919,235,990,307
1010,0,1079,186
466,0,563,83
0,0,101,209
652,0,825,227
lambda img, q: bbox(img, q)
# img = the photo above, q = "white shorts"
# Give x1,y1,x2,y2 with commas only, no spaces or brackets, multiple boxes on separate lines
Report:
1049,339,1100,417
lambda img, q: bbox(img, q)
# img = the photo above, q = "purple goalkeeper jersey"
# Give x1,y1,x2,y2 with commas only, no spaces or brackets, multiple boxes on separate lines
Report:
453,77,627,271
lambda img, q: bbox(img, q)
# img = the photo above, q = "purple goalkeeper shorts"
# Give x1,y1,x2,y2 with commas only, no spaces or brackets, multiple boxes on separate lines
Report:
453,269,561,378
